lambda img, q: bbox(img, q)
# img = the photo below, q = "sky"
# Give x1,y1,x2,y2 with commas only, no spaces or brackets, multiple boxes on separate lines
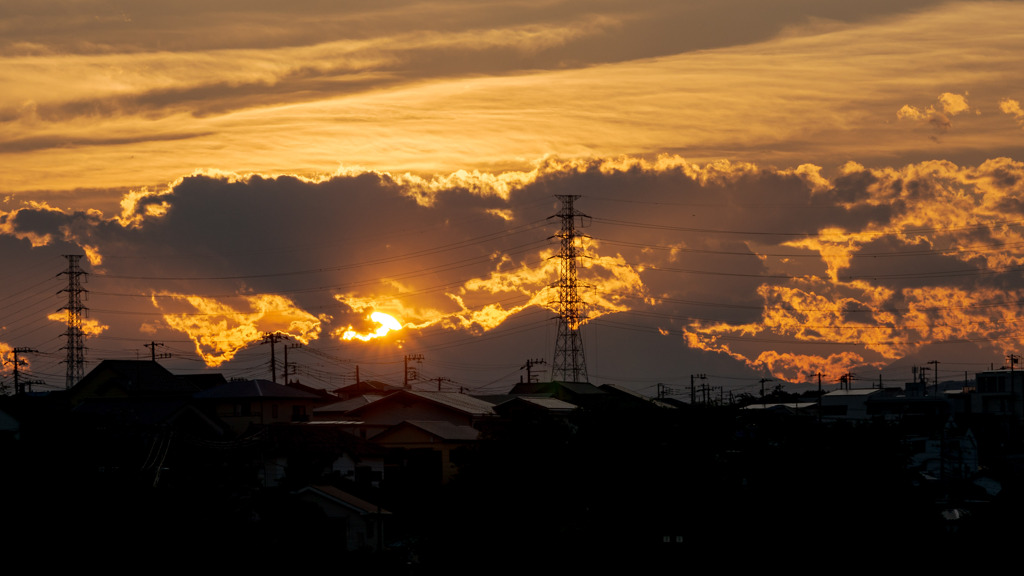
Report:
3,0,1024,400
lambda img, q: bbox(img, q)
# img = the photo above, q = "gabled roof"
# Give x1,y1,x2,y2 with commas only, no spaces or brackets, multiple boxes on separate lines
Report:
286,381,336,398
507,380,606,399
824,388,881,397
599,383,678,409
376,420,481,442
741,402,818,412
315,394,387,415
175,372,228,392
332,380,403,399
194,379,325,400
404,390,496,415
72,359,199,397
494,395,578,412
345,389,495,418
295,485,391,516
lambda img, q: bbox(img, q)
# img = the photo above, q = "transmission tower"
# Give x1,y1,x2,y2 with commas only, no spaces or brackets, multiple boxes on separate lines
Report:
549,195,590,383
59,254,88,389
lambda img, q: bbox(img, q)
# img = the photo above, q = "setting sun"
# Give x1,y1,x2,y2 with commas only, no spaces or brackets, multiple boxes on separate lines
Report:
340,311,403,342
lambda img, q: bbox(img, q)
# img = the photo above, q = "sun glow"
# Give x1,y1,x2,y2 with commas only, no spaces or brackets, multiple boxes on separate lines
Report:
341,311,403,341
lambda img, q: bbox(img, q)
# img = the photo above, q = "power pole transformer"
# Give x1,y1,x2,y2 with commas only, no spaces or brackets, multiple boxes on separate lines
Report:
404,353,424,389
262,332,289,383
59,254,88,389
549,195,590,383
12,347,38,395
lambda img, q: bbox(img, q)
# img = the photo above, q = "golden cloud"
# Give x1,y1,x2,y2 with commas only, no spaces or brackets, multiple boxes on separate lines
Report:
332,237,647,339
152,291,325,367
1001,98,1024,129
897,92,973,132
47,312,109,336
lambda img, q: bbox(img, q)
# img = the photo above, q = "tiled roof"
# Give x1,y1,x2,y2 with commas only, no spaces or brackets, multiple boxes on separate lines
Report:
398,420,481,441
405,390,496,415
297,485,391,515
314,394,386,414
497,396,577,411
194,379,324,400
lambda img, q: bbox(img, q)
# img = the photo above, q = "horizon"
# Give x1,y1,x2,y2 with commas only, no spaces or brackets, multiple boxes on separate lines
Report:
4,1,1024,400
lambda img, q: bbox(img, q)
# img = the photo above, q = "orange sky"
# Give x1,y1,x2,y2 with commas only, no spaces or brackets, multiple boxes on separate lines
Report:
3,1,1024,397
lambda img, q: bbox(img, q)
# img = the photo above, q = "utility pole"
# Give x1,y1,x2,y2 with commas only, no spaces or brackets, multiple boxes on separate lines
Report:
432,376,453,391
928,360,940,397
816,372,824,423
144,341,171,363
549,195,590,383
262,332,288,383
59,254,88,389
12,347,38,396
521,358,546,384
918,365,930,395
760,377,772,406
691,374,706,404
1007,353,1019,424
404,354,424,389
282,343,301,385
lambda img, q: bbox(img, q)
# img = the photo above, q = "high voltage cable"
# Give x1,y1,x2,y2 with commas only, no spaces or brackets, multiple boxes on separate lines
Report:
592,216,1024,237
88,241,549,301
100,218,552,281
604,291,1024,315
593,235,1024,259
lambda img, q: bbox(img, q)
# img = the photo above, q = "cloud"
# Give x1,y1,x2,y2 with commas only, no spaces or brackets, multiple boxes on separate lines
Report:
151,292,326,367
897,92,974,132
5,2,1024,198
1002,98,1024,129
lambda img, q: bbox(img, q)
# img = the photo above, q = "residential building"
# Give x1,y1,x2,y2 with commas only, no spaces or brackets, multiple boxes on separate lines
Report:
193,378,330,437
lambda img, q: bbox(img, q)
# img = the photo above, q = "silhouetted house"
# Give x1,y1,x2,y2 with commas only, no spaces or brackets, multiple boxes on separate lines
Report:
372,420,480,484
67,359,221,407
905,426,980,482
0,405,19,440
294,485,391,552
333,380,402,401
342,389,496,440
964,369,1024,426
492,395,578,419
51,360,232,484
262,422,387,489
598,383,679,411
820,388,881,421
286,380,337,400
313,394,387,421
193,379,329,437
865,390,951,429
740,402,818,418
506,380,607,407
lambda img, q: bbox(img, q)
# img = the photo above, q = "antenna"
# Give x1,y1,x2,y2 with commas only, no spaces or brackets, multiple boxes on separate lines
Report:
549,195,590,383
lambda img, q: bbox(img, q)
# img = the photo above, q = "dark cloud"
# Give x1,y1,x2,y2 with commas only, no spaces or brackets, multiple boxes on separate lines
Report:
4,155,1024,395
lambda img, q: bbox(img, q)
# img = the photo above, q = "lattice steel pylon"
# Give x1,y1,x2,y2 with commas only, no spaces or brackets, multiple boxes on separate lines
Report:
549,195,590,383
59,254,88,389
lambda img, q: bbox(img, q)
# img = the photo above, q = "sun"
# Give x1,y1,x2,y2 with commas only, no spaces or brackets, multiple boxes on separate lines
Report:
371,311,402,332
340,311,404,341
